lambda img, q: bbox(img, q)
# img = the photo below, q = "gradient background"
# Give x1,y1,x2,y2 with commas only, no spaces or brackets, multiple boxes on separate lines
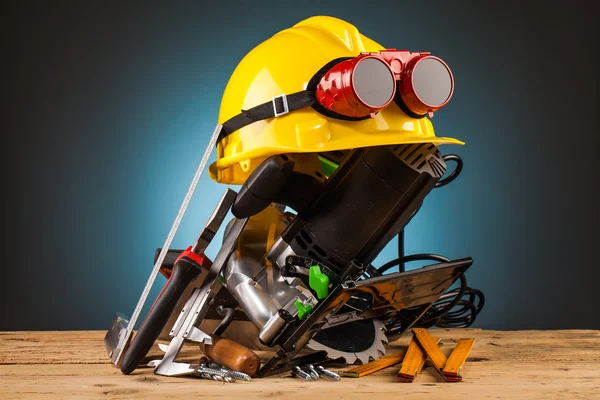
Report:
3,1,598,331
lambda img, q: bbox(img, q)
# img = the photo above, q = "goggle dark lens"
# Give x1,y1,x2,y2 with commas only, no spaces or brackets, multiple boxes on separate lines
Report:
352,57,396,108
411,57,453,107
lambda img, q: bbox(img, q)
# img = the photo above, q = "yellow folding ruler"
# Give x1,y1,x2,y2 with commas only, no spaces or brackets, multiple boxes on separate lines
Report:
396,335,440,382
443,337,476,380
398,328,475,383
342,351,407,378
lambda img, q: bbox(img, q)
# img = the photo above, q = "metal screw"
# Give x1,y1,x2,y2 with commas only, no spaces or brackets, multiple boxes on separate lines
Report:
305,364,319,380
195,364,236,382
201,372,212,380
207,362,252,382
315,365,341,381
292,366,313,381
198,371,222,381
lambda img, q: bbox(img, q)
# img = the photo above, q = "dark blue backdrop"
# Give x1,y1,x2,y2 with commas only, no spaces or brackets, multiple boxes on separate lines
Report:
4,0,598,330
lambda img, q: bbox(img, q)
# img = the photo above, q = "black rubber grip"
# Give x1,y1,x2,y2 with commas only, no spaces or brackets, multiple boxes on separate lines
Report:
231,154,294,219
120,257,201,374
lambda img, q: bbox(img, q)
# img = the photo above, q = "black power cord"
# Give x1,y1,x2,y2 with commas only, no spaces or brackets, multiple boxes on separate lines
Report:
421,284,485,328
378,154,485,330
434,154,463,188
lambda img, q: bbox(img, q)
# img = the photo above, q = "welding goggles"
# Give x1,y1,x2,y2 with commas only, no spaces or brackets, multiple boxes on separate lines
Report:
217,50,454,143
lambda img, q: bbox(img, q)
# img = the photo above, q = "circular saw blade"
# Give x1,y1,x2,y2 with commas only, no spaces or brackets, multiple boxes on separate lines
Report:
307,318,388,365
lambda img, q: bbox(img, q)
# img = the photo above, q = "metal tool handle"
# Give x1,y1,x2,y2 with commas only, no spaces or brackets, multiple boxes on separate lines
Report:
120,257,202,374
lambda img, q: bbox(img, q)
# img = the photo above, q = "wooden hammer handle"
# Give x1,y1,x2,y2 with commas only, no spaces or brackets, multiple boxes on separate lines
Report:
199,334,260,377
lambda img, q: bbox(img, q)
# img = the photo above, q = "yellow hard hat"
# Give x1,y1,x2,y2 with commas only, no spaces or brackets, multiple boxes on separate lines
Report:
209,16,463,185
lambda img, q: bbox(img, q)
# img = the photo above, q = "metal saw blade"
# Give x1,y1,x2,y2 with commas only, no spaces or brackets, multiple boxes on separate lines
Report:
307,318,388,365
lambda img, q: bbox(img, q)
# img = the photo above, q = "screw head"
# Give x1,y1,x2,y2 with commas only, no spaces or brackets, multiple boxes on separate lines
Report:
292,366,313,381
305,364,319,380
314,365,341,381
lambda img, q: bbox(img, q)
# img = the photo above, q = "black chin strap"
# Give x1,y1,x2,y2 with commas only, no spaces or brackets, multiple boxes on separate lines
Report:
218,91,316,143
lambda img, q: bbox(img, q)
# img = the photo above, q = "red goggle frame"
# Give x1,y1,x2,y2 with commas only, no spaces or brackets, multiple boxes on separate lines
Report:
313,49,454,118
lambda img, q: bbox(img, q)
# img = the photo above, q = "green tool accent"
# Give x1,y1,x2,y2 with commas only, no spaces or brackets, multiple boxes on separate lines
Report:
309,265,330,299
318,155,339,177
294,300,313,320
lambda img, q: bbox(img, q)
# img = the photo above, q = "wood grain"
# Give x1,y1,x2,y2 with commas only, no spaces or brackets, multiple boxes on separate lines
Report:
1,329,599,399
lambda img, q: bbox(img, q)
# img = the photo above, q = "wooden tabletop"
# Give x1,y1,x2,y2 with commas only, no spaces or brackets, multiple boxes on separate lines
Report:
1,329,599,399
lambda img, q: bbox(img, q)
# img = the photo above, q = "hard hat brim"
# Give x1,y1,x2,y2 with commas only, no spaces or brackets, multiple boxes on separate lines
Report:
209,130,464,184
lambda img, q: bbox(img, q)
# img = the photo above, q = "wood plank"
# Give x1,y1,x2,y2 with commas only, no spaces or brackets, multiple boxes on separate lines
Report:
1,329,599,399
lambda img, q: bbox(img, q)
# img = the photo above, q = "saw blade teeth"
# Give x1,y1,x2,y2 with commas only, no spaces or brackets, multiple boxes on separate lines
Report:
307,340,353,364
336,354,350,364
379,339,387,348
354,348,380,366
356,354,369,365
